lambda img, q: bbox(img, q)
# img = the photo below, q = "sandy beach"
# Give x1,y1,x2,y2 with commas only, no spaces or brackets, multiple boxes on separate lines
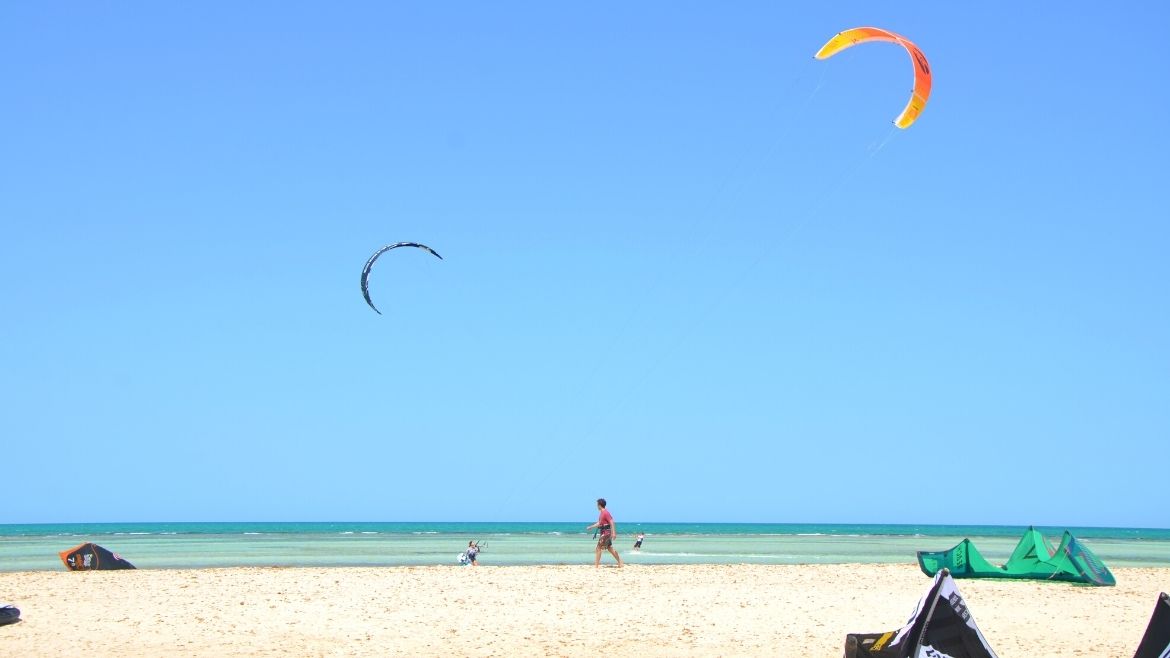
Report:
1,563,1166,657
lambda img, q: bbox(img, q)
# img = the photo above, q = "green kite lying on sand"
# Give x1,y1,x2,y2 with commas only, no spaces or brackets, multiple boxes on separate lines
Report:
917,526,1115,586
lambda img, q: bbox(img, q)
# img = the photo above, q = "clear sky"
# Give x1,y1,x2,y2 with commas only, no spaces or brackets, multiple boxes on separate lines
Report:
2,2,1167,527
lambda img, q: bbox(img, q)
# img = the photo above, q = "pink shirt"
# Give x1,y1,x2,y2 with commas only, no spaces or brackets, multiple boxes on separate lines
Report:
597,509,614,536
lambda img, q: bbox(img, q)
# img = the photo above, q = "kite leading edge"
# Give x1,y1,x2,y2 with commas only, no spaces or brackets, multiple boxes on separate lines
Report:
815,26,932,129
360,242,443,315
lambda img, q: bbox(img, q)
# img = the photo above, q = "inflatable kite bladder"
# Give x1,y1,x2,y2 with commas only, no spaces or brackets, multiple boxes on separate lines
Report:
815,27,932,129
360,241,443,315
1132,592,1170,658
59,542,136,571
844,569,998,658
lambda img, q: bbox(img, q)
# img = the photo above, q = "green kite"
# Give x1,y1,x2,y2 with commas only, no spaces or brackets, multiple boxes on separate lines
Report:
917,526,1115,586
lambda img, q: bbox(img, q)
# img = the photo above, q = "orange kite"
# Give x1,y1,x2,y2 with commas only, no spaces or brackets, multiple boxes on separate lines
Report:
815,27,932,129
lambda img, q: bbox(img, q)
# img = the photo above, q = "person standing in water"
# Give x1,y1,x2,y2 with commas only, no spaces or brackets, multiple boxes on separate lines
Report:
586,498,623,568
460,540,481,566
633,532,645,551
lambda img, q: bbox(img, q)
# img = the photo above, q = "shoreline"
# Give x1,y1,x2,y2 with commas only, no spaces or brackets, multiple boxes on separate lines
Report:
2,563,1166,657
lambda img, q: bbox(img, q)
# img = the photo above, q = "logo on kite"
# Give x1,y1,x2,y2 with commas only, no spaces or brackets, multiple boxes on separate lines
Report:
814,26,932,129
360,242,443,315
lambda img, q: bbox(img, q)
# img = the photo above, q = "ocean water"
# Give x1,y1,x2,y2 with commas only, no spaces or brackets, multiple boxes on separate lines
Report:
1,522,1167,572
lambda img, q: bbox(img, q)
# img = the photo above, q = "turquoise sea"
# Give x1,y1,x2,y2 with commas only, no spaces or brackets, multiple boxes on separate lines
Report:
1,522,1168,572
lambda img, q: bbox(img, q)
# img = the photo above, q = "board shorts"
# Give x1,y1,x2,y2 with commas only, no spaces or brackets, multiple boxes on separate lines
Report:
597,534,613,549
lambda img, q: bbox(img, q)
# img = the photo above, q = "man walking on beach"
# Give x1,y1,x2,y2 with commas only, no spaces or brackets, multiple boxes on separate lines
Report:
586,498,623,568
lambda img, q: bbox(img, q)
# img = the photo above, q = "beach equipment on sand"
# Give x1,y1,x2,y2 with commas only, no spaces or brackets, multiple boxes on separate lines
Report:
917,526,1115,586
0,604,19,626
1132,592,1170,658
844,568,998,658
59,543,136,571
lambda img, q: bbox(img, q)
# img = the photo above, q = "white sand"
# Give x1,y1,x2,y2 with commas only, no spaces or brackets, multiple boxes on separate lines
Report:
1,564,1167,657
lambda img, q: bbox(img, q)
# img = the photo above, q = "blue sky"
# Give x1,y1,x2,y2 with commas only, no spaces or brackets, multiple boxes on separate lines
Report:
2,2,1167,527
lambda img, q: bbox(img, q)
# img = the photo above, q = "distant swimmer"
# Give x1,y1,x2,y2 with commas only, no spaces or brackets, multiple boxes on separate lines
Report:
585,498,623,568
633,532,645,551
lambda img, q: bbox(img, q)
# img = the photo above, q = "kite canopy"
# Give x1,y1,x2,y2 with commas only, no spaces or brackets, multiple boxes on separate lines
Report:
917,526,1116,586
844,569,999,658
1132,592,1170,658
815,26,932,129
360,242,443,315
59,542,136,571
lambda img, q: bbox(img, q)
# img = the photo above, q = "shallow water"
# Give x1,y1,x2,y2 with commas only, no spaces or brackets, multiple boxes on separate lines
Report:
2,522,1167,571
